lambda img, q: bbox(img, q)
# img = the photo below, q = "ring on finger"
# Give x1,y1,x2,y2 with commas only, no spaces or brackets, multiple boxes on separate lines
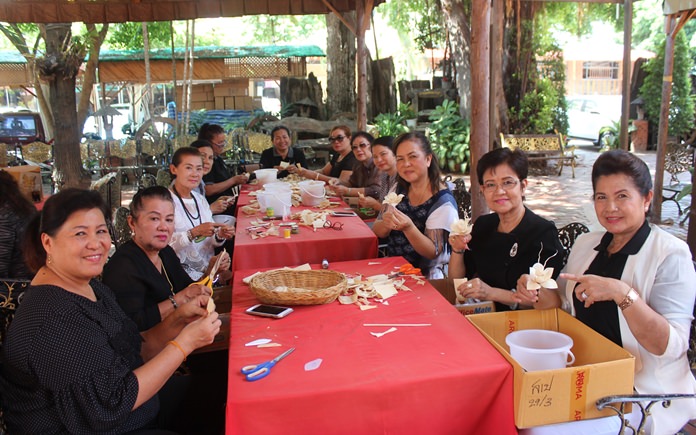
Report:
581,291,588,300
467,283,473,289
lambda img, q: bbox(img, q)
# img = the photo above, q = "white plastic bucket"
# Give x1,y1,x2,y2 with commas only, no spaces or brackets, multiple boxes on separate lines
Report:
298,180,326,206
264,182,292,193
505,329,575,372
254,168,278,186
256,190,292,217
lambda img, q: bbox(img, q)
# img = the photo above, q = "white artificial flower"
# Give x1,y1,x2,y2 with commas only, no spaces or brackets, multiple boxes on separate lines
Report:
382,192,404,206
450,218,473,237
527,263,558,290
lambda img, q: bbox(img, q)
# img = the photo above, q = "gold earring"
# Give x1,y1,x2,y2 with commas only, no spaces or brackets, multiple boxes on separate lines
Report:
47,255,52,265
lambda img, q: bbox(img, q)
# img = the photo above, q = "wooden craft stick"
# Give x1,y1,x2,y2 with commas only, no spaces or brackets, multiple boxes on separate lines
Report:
363,323,431,327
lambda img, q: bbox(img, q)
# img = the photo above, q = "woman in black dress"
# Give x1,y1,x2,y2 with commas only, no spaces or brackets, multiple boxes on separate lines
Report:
102,186,211,331
259,126,308,178
448,148,565,312
0,189,219,433
0,170,35,279
300,125,356,185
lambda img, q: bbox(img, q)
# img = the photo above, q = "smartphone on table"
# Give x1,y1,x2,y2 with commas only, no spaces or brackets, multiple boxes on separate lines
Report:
245,304,294,319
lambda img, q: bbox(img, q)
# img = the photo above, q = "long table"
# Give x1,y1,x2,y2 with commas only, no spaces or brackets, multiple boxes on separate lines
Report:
232,197,378,272
226,257,516,434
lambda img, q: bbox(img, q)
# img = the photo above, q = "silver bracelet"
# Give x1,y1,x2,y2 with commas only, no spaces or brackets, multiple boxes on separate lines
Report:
169,295,178,309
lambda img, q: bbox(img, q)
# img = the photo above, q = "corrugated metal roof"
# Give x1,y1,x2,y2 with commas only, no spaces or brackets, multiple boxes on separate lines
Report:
99,45,325,61
0,52,28,64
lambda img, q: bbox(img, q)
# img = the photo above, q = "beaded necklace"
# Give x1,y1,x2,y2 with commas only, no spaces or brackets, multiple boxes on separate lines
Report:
171,185,201,228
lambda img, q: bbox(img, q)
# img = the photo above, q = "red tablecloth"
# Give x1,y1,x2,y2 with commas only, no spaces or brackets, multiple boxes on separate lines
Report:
235,184,260,212
226,257,516,435
232,203,378,272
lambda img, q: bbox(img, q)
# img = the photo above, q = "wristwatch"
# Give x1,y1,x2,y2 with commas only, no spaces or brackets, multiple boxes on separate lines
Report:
618,288,639,311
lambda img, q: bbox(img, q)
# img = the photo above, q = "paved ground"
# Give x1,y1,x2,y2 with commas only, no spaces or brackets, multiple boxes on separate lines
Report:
518,143,691,241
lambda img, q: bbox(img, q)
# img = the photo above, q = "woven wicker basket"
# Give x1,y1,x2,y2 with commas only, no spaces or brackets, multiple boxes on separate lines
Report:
249,270,347,305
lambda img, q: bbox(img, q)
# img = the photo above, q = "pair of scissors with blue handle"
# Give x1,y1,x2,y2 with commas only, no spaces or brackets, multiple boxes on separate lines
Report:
241,347,295,381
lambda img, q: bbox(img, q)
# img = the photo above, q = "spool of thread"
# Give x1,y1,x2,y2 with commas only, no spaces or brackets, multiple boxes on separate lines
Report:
283,228,291,239
266,207,274,218
321,259,329,269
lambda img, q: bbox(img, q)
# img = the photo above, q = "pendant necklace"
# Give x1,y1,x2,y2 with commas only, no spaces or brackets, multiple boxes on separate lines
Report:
160,258,175,296
172,185,201,228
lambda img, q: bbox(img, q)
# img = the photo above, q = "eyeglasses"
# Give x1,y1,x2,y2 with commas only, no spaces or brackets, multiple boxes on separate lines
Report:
351,142,370,150
213,141,226,147
482,179,519,193
323,220,344,231
328,135,346,143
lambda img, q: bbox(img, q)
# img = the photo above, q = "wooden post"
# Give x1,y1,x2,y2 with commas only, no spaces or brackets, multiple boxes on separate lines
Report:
470,0,491,219
355,0,372,131
620,0,632,151
653,15,677,222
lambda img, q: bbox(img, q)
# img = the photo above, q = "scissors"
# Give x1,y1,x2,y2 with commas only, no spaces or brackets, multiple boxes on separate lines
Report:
358,207,376,217
389,263,422,278
241,347,295,381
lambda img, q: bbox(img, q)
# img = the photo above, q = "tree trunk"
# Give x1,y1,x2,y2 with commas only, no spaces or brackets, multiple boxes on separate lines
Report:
326,12,356,117
371,57,396,118
41,23,90,190
492,0,508,141
468,0,490,219
77,23,108,135
440,0,472,119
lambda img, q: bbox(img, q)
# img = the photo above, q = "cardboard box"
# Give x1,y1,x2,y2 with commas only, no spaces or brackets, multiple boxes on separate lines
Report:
455,300,495,315
467,308,635,428
2,165,43,202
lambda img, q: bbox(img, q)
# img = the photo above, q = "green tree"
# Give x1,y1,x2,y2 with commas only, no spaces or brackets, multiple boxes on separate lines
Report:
107,22,172,49
640,31,695,138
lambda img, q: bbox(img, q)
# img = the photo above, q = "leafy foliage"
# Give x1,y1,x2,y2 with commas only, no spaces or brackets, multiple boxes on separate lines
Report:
428,100,470,173
374,111,409,137
241,15,326,44
640,31,695,138
505,17,568,135
508,78,559,134
108,22,172,49
374,103,417,136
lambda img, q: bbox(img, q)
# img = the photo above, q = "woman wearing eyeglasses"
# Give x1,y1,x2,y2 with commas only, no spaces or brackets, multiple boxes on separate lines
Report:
448,147,565,312
199,123,248,205
300,125,356,185
373,132,458,279
331,131,382,200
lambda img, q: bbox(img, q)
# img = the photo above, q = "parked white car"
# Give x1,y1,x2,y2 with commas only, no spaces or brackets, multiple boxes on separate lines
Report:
566,96,621,145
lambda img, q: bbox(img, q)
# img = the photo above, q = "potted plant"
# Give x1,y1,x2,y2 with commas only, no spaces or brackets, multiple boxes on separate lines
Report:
398,103,418,130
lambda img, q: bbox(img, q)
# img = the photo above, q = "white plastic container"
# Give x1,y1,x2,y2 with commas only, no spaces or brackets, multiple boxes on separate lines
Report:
254,168,278,186
264,181,292,193
256,190,292,217
298,180,326,206
505,329,575,372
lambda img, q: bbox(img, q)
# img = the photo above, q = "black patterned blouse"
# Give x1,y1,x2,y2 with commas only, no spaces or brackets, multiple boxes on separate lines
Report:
0,280,159,434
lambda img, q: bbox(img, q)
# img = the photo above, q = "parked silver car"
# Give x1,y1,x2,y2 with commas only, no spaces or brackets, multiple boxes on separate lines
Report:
566,96,621,145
